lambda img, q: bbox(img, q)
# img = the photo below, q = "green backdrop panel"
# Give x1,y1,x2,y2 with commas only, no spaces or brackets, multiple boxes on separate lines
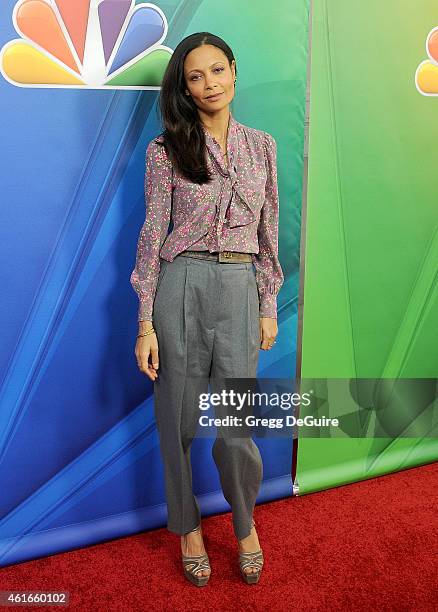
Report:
296,0,438,493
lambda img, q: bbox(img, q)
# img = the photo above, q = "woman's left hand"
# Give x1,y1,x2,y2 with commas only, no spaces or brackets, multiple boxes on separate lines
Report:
259,317,278,350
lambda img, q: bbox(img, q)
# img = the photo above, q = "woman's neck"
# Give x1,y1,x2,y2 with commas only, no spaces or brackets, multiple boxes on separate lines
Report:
199,109,231,145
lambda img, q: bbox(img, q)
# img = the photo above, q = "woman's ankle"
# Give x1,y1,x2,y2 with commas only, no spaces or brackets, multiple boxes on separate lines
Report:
181,528,206,556
238,524,260,552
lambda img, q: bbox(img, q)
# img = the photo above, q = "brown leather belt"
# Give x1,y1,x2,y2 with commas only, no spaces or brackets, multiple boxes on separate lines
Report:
179,250,253,263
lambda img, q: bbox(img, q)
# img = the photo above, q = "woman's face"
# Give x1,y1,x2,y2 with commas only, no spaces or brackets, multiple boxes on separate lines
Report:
183,44,236,112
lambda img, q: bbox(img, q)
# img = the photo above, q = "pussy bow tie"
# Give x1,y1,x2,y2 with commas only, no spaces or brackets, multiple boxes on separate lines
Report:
204,124,258,228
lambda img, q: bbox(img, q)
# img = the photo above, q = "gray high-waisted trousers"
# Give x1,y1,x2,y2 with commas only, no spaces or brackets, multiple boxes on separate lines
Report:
152,253,263,540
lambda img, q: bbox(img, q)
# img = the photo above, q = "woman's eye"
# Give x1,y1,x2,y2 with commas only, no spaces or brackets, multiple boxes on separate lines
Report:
190,67,224,81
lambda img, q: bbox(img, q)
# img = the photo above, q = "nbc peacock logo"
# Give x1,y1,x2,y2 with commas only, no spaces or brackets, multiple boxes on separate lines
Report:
0,0,173,89
415,26,438,96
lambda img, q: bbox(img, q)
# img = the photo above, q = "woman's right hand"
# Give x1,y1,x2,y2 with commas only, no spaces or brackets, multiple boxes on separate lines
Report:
135,320,160,381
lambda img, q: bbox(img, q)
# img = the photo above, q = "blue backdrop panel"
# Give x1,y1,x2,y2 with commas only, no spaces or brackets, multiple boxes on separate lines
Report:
0,0,307,566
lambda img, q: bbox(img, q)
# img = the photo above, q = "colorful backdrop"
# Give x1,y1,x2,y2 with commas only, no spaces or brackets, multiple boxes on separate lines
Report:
0,0,308,566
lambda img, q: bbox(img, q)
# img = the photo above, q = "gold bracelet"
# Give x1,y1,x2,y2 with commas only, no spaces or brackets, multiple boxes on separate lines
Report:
137,328,156,338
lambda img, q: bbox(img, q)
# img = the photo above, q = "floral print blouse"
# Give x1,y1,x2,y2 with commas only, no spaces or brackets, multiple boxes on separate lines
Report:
130,112,284,321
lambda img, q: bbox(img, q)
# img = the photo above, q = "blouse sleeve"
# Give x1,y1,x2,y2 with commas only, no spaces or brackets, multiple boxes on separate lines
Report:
252,132,284,319
130,139,173,321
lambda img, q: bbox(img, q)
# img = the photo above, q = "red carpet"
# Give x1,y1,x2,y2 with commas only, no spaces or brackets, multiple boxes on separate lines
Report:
1,462,437,611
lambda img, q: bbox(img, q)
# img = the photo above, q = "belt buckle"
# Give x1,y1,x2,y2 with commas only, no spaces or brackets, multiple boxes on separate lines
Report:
218,250,235,263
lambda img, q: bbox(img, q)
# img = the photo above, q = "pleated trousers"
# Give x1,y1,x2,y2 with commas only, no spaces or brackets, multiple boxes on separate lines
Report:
152,253,263,540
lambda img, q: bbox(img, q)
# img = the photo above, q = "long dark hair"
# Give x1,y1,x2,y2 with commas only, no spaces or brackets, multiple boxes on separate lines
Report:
155,32,237,185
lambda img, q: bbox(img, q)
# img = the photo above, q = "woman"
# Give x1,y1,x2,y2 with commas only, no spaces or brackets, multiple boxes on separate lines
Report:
130,32,284,586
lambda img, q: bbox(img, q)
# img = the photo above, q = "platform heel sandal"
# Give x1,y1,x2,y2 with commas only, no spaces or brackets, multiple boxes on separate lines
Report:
181,525,211,587
238,519,264,584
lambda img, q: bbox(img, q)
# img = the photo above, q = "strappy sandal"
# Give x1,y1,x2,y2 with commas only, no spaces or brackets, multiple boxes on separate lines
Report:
238,519,264,584
181,525,211,587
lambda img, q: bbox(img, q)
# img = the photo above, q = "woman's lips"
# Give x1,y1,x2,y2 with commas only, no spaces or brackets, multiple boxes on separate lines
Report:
205,92,224,101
